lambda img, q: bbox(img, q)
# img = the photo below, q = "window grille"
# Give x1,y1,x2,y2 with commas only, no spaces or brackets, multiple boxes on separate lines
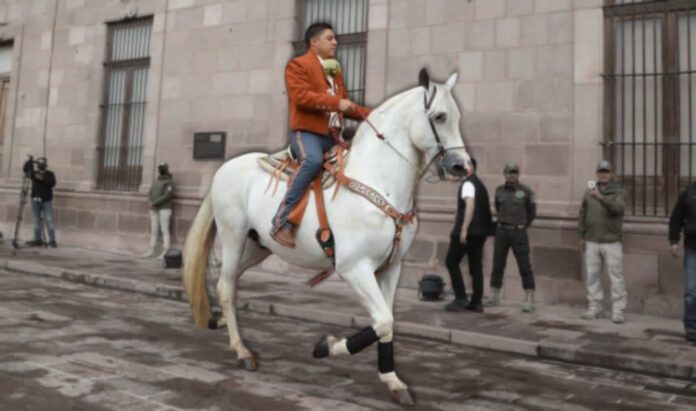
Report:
97,17,152,191
294,0,368,120
604,0,696,216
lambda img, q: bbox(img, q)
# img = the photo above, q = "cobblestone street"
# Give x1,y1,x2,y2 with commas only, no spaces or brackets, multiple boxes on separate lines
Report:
1,271,696,410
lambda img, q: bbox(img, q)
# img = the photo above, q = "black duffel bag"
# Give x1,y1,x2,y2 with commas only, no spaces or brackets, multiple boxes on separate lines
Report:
164,248,182,269
418,274,445,301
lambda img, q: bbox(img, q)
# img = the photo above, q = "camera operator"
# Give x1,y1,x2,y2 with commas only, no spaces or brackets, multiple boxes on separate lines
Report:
23,156,57,247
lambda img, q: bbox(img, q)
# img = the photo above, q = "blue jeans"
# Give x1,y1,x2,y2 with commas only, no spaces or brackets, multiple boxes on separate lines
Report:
684,247,696,334
272,131,335,231
31,198,56,243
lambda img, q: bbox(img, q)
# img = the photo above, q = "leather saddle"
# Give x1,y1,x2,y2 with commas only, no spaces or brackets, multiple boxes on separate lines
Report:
258,142,352,275
256,127,412,287
257,144,350,192
257,128,357,227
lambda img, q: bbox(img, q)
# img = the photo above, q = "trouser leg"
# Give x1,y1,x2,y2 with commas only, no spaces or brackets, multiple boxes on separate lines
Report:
584,242,604,311
42,201,56,243
466,235,486,305
445,236,467,300
684,248,696,334
511,229,535,290
271,131,333,231
149,209,159,249
159,208,172,251
31,199,42,242
490,230,510,288
605,242,626,315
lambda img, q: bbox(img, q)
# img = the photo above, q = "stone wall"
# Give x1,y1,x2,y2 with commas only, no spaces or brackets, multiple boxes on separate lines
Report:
0,0,682,318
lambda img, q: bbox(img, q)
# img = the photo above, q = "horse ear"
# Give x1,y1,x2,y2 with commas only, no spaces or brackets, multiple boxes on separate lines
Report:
445,72,458,91
418,68,430,89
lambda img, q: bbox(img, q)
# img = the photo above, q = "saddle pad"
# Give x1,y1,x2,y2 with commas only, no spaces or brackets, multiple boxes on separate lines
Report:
257,145,349,190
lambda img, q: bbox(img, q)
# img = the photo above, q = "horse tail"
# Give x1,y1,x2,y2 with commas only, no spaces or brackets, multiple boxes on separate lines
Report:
183,193,216,328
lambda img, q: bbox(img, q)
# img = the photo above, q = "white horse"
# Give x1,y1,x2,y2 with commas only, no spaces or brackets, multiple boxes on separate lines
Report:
183,69,471,405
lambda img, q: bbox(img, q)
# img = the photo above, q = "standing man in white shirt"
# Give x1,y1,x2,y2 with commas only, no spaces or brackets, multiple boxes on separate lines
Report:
445,159,496,313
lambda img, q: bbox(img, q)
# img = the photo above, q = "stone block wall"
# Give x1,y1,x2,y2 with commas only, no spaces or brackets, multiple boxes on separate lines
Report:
0,0,682,318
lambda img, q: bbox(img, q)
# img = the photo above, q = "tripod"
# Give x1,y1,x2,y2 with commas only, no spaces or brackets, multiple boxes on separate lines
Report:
11,170,32,249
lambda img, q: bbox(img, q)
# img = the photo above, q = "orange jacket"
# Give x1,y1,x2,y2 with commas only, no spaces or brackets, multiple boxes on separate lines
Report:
285,50,370,136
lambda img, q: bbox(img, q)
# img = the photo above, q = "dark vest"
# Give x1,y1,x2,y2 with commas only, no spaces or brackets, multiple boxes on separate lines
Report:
451,174,495,238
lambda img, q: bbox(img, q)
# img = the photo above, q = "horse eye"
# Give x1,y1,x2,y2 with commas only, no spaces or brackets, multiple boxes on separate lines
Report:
433,112,447,122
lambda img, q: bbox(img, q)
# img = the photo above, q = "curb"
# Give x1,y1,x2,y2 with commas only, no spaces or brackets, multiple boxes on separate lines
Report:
3,258,691,381
537,340,695,380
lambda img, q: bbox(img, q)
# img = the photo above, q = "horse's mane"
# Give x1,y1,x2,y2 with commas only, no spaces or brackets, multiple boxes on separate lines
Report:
355,82,449,142
372,87,422,115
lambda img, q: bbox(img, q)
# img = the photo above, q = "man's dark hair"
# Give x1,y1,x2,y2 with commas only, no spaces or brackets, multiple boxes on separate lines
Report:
470,157,477,171
305,22,334,48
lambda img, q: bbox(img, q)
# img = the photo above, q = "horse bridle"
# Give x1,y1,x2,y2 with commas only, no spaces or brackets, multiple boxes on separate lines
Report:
359,86,467,180
423,85,470,180
423,86,448,180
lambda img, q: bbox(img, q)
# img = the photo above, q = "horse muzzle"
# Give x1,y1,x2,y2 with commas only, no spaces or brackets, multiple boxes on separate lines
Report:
442,152,469,177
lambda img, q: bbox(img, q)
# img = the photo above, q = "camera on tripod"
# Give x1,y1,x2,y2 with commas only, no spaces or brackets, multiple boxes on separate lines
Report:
23,155,47,176
23,155,37,174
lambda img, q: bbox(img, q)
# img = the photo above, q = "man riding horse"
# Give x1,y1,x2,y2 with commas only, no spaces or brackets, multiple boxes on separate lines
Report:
270,22,371,248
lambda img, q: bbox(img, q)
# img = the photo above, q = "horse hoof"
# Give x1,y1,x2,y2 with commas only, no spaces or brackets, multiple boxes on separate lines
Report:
312,334,330,359
389,389,415,406
237,357,258,372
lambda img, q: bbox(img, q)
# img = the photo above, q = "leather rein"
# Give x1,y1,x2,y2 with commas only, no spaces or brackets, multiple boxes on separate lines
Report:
360,86,451,179
312,88,447,282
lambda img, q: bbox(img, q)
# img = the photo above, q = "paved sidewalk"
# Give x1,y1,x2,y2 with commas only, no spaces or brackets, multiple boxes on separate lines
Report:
2,244,695,381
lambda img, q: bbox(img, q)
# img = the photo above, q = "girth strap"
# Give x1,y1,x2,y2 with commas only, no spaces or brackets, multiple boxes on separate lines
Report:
326,150,416,224
307,173,336,288
306,150,416,287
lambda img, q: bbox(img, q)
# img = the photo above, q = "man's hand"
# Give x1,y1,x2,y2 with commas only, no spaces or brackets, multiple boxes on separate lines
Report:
589,189,602,199
579,239,586,253
460,228,469,246
35,173,43,181
671,244,680,258
338,99,355,113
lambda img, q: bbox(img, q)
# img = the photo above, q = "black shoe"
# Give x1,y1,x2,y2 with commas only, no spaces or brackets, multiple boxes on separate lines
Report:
686,333,696,342
444,299,469,312
466,303,484,313
49,241,57,248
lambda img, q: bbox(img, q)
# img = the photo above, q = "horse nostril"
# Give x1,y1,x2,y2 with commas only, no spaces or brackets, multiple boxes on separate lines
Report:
452,164,465,175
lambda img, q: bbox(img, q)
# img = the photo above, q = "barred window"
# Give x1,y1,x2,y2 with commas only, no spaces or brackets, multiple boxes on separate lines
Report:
604,0,696,216
97,17,152,191
294,0,368,113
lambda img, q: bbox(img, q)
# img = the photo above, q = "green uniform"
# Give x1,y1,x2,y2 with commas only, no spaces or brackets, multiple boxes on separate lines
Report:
491,182,536,290
578,181,625,243
148,174,174,210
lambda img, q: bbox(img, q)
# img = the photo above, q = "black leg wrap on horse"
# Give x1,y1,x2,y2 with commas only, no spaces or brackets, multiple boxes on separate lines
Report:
346,327,379,355
378,341,395,374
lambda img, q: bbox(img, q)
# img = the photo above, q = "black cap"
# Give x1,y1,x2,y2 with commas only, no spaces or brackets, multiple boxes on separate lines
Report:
504,162,519,173
597,160,612,172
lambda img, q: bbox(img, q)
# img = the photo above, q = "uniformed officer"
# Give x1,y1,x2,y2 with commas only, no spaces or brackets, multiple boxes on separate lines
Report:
484,162,537,312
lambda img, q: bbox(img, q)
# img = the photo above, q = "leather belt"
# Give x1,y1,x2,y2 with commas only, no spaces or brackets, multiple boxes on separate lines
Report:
499,223,526,230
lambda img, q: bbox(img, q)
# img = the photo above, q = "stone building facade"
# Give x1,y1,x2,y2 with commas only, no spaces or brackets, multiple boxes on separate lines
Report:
0,0,687,318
